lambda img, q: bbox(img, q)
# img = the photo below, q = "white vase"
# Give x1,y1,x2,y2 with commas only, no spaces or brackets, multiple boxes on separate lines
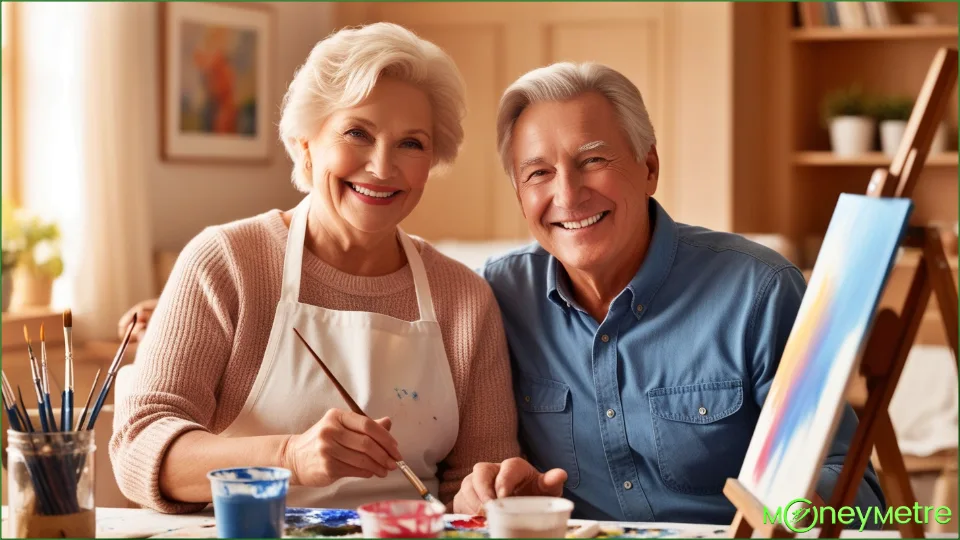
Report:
880,120,907,157
829,116,875,157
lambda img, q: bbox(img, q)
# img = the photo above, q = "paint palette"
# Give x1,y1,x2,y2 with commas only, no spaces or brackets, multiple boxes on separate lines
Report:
280,509,728,539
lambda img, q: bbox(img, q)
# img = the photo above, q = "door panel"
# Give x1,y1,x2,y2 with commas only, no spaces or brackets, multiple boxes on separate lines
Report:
339,3,687,240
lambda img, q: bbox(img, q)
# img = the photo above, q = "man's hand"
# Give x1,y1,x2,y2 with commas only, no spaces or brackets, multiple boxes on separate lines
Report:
119,298,158,342
453,458,567,515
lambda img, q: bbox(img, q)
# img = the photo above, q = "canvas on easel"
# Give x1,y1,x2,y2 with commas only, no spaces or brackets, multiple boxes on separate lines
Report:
736,194,912,519
724,45,957,540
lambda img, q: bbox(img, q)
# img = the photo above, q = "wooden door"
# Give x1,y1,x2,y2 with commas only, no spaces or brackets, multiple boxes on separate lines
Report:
337,3,679,241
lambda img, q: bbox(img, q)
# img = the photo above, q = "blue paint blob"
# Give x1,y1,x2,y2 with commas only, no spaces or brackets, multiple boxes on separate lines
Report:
285,508,359,529
412,392,419,400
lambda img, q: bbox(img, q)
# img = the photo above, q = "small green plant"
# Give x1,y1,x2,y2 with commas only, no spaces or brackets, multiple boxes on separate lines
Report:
874,95,914,122
820,85,876,127
3,204,64,279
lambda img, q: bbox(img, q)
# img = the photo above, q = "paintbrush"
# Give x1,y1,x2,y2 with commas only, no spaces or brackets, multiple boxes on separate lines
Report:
40,324,58,431
63,309,74,431
1,371,23,431
292,328,443,508
16,386,35,433
75,368,101,431
24,326,49,432
85,313,136,431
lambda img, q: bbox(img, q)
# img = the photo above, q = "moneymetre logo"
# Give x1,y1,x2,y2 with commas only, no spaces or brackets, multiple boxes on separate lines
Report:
764,497,953,533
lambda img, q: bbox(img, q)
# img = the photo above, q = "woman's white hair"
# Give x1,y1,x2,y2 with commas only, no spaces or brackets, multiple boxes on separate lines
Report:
496,62,657,184
279,23,466,192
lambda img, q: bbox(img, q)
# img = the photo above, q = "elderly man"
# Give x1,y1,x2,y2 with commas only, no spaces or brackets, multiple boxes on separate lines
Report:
453,62,885,525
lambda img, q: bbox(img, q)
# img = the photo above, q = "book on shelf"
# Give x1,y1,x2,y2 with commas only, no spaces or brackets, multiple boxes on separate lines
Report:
795,1,901,29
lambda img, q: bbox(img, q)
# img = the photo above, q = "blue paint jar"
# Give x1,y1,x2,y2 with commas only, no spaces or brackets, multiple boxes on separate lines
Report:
207,467,291,538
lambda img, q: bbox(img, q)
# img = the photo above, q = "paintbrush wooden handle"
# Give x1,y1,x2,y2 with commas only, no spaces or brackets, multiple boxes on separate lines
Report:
292,328,364,416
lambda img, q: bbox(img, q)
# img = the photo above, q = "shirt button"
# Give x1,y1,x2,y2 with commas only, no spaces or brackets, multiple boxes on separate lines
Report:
623,481,633,490
636,304,643,312
600,334,610,343
606,409,616,418
698,406,708,416
525,396,531,403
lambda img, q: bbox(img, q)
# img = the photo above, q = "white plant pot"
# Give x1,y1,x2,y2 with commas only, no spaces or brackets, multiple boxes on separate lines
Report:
829,116,875,157
880,120,907,157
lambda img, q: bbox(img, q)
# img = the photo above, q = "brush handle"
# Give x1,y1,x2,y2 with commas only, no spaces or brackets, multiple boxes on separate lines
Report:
292,329,364,415
65,389,74,431
5,406,22,431
85,373,115,431
45,392,57,431
37,397,49,432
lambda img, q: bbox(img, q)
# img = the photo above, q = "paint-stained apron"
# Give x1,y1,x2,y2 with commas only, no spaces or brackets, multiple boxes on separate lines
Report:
218,193,459,509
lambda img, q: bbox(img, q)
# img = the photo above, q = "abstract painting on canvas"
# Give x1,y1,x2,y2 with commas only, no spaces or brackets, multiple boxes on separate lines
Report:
738,193,913,512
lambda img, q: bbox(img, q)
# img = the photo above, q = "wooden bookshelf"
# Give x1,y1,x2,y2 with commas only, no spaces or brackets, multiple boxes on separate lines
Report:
731,2,957,351
794,151,959,167
791,25,957,42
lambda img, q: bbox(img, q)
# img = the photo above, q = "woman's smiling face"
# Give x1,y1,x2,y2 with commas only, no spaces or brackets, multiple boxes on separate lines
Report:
306,76,435,234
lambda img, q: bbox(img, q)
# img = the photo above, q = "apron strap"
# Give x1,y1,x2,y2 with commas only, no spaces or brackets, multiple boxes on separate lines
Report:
280,195,312,303
398,229,437,323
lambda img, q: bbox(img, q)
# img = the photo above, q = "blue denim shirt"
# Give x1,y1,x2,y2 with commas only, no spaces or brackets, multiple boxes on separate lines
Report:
480,198,885,524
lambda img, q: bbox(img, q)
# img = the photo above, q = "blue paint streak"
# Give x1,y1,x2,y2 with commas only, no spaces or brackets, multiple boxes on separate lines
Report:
285,508,359,529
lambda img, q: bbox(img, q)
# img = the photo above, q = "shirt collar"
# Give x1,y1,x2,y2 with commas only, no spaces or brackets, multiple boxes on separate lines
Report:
547,197,679,320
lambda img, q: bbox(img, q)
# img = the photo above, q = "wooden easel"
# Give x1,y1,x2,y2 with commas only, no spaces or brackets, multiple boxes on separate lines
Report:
724,46,959,539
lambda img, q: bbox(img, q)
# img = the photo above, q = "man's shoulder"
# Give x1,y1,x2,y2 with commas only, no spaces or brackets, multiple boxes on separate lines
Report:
675,223,799,275
478,241,551,301
481,241,551,275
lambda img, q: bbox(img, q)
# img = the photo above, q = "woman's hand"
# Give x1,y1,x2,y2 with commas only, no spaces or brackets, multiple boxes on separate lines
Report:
119,298,159,342
281,408,402,488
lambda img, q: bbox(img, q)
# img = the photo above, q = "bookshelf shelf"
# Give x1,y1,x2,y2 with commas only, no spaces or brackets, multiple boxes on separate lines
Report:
794,151,959,167
791,25,958,42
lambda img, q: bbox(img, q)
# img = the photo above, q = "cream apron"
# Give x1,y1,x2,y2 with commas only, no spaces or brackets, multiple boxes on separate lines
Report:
218,194,459,509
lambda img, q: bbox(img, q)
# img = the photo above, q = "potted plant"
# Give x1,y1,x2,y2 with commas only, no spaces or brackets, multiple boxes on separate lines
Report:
821,85,876,157
875,95,913,157
7,208,64,310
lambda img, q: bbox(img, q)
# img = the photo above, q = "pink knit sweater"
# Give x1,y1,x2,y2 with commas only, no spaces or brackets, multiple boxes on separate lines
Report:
109,209,521,513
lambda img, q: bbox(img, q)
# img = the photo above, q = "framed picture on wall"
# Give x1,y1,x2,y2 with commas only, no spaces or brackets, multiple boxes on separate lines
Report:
159,2,274,164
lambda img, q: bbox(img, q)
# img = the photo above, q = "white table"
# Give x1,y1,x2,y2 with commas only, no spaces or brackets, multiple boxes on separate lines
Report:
1,506,956,538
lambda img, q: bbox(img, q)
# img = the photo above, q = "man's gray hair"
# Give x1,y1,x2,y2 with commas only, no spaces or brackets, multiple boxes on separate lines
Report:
496,62,657,184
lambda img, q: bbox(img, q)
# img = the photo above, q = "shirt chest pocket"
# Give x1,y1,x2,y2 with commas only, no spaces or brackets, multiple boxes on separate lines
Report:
516,374,580,489
647,379,751,495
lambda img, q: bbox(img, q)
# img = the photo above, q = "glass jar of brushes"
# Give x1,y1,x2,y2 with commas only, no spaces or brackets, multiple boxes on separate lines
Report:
6,430,96,538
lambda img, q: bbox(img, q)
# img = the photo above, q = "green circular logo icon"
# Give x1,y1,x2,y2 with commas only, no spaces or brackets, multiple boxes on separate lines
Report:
784,497,818,533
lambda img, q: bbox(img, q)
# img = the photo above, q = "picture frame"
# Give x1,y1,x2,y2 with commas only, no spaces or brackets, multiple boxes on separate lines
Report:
159,2,275,164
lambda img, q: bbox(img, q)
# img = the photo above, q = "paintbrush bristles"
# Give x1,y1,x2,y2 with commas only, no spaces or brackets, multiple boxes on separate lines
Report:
40,323,45,341
63,309,72,328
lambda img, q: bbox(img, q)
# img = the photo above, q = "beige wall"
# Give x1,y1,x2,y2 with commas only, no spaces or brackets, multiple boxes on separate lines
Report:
144,3,333,252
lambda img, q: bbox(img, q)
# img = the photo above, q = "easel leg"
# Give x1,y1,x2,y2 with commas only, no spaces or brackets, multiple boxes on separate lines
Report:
874,412,925,538
924,228,959,359
729,510,753,539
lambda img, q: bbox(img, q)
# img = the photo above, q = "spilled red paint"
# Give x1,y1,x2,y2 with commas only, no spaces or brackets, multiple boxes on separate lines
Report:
450,516,486,529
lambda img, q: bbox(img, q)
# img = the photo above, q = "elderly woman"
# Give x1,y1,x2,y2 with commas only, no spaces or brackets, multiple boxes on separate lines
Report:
110,23,520,514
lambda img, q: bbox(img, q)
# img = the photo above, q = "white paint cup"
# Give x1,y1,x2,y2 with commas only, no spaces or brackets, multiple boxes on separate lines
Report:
483,497,574,538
